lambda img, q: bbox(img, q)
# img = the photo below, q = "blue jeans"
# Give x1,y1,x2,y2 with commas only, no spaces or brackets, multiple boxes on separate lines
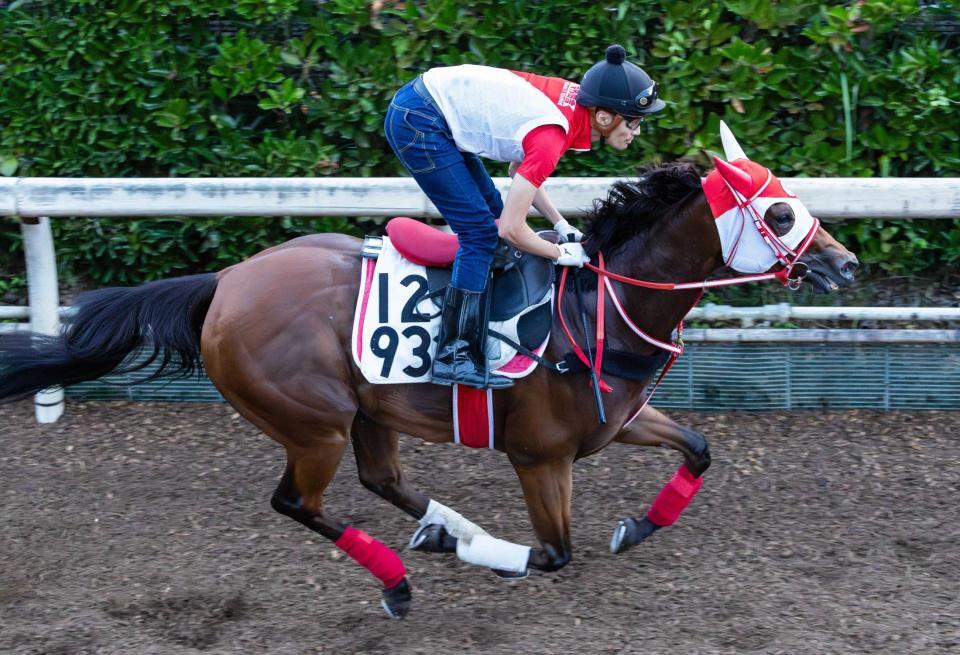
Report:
384,77,504,292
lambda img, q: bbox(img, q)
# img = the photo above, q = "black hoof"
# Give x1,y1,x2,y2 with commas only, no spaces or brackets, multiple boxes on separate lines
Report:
408,523,456,553
381,578,412,619
490,568,529,580
610,516,660,554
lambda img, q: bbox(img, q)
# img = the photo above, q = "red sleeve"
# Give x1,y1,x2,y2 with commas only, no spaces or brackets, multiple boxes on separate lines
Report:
516,124,567,188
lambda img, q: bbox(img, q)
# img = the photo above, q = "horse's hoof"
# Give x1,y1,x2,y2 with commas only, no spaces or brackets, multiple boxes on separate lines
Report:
408,523,454,553
381,578,412,619
610,516,660,554
491,568,529,580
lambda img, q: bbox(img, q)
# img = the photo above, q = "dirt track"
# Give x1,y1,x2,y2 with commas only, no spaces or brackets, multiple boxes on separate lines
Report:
0,401,957,654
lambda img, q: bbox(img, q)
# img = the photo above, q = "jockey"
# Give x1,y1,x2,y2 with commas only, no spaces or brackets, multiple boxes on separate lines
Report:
384,44,665,389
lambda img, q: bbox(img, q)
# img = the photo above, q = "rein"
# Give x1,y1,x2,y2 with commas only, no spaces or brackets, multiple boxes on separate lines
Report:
555,213,819,423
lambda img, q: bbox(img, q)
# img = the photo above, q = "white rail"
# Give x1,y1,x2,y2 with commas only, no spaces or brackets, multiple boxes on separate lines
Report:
2,177,959,219
686,303,960,326
3,176,958,423
682,328,960,343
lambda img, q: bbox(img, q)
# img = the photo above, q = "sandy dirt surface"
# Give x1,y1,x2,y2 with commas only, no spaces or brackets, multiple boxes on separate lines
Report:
0,401,957,654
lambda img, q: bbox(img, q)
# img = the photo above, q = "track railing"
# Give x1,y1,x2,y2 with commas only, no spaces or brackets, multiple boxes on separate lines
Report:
2,177,958,422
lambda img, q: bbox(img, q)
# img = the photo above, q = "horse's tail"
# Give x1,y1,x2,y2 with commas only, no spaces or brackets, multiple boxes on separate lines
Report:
0,273,218,402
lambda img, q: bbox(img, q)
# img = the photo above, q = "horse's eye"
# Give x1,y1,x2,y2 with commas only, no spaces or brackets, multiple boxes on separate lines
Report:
766,203,795,236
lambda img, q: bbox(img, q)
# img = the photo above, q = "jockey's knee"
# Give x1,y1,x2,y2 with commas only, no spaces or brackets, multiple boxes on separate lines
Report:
486,195,504,219
456,220,498,249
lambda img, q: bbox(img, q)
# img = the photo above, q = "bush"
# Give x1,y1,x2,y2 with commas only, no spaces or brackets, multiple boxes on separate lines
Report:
1,0,957,288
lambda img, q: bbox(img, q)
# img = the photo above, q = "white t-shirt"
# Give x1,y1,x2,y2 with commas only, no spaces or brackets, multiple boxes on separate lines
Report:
422,64,575,162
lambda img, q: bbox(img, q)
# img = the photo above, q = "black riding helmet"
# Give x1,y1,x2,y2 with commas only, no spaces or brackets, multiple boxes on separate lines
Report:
577,44,665,117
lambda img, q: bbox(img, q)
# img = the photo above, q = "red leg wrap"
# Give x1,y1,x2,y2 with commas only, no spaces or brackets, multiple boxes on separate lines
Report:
646,464,703,527
335,526,406,588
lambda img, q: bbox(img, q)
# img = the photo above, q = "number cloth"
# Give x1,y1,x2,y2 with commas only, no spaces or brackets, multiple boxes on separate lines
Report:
351,237,551,384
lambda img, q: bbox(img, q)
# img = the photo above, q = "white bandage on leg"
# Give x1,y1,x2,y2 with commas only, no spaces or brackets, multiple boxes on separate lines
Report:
418,499,490,540
456,534,531,573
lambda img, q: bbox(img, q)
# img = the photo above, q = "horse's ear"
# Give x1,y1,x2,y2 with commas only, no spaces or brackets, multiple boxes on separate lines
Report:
713,156,753,198
719,120,748,161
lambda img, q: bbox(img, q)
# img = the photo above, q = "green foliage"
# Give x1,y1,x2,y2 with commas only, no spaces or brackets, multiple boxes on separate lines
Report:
0,0,957,288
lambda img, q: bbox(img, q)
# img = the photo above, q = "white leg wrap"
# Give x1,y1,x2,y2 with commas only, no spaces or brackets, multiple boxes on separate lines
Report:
418,499,489,540
456,534,531,573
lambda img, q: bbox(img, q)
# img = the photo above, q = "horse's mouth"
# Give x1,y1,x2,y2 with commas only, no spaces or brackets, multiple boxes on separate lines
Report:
800,250,859,294
803,268,841,293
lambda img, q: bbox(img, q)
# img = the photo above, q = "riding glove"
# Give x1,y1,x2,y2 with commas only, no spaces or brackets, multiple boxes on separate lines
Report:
553,218,584,243
554,242,590,267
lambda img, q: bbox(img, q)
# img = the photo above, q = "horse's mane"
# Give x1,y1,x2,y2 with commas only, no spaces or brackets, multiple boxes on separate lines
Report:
583,162,703,257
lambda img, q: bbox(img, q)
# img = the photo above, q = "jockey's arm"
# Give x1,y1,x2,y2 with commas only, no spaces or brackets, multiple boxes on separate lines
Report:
499,126,573,260
507,160,564,225
497,174,563,260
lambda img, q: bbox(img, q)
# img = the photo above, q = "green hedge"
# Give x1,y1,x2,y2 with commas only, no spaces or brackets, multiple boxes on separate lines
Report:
1,0,958,290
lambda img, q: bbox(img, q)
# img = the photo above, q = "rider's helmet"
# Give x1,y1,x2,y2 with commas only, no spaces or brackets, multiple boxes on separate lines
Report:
577,44,665,117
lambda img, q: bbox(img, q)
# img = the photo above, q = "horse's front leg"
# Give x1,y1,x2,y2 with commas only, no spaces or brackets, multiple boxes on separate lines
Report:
411,456,574,577
609,404,711,554
512,457,575,571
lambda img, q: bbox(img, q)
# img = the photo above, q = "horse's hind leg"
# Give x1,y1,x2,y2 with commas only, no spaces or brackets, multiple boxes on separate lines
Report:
268,439,413,619
350,412,494,545
225,399,413,618
610,404,711,554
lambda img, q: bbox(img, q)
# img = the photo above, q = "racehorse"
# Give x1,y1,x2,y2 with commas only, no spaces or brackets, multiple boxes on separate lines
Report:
0,125,858,618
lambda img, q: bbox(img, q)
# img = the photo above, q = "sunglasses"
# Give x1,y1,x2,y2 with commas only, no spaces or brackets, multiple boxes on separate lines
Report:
620,115,646,130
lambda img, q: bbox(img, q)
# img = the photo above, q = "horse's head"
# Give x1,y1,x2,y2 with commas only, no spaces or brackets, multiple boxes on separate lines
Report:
703,122,858,292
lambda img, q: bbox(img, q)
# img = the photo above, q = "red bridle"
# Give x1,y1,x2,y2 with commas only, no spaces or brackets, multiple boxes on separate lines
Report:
556,196,821,425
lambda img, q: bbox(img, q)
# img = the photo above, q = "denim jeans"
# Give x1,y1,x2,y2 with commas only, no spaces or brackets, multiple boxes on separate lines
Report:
384,77,504,292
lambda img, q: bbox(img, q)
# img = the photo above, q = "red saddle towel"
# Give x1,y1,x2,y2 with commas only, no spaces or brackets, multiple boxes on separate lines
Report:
453,385,494,449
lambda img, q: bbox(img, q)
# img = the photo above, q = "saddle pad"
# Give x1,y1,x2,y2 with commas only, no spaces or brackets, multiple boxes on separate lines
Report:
352,237,551,385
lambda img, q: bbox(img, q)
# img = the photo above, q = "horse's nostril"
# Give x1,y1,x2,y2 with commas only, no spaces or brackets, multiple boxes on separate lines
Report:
840,257,859,278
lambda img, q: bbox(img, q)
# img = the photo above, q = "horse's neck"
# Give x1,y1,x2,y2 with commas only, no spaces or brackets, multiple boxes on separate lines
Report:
604,193,720,350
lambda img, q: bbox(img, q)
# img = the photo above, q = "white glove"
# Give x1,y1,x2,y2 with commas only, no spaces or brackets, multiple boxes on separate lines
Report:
553,218,584,243
554,242,590,267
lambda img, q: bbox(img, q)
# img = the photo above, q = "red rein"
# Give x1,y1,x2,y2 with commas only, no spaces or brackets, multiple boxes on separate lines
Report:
556,241,812,406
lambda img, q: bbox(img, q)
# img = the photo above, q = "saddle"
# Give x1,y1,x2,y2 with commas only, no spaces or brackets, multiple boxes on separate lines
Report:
385,217,556,351
358,217,671,385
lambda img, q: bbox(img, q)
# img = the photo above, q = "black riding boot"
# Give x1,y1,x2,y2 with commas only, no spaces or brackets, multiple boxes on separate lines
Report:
431,286,513,389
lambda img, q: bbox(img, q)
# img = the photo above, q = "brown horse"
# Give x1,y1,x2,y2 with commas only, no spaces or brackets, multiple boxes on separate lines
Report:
0,155,858,617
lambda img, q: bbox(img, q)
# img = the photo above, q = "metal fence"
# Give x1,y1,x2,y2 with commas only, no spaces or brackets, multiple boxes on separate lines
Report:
66,341,960,411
